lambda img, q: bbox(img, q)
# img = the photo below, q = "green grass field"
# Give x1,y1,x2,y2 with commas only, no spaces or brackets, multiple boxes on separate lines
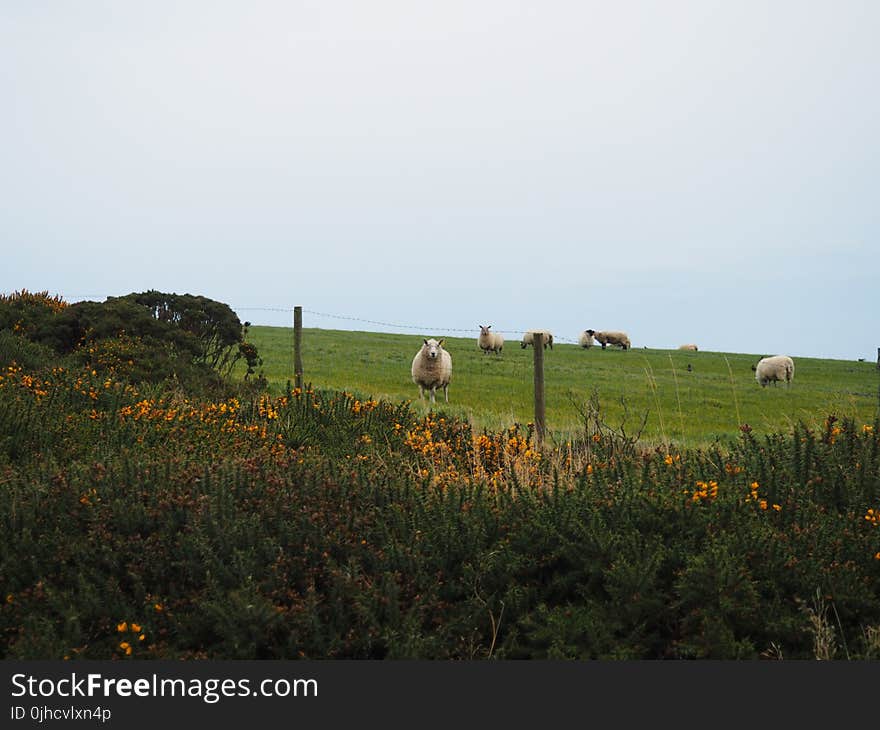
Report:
244,325,879,447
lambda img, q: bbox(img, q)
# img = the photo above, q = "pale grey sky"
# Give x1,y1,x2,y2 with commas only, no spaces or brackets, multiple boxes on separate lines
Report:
3,1,878,359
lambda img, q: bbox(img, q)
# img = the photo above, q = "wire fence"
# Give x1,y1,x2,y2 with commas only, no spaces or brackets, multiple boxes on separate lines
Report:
233,306,582,344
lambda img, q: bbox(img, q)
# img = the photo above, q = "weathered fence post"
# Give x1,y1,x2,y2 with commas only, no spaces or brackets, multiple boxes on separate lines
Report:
293,306,303,390
533,332,546,444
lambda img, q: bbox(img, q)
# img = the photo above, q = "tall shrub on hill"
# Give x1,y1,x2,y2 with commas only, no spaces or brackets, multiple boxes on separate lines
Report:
0,289,261,389
113,291,248,377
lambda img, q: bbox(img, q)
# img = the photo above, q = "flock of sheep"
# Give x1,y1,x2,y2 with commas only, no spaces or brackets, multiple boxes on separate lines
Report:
411,326,795,403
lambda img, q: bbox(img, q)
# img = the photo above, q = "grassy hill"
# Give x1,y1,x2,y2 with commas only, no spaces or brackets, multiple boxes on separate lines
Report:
244,325,880,447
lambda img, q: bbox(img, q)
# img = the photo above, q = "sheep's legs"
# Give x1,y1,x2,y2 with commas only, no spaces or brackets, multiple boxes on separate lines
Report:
418,385,446,403
443,385,448,403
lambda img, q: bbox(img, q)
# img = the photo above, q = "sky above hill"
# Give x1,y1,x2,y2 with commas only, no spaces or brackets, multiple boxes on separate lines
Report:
3,1,878,361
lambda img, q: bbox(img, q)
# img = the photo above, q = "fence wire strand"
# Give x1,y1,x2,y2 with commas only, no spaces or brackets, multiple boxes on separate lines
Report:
233,306,580,344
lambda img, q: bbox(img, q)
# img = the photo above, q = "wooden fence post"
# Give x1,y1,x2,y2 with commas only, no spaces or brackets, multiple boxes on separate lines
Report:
533,332,546,444
294,306,303,390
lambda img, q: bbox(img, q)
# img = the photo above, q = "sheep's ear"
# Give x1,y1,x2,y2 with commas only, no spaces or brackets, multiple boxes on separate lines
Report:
487,325,491,330
438,339,445,346
424,339,429,346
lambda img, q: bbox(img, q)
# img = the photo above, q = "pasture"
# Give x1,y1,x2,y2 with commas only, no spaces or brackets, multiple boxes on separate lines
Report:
244,326,879,447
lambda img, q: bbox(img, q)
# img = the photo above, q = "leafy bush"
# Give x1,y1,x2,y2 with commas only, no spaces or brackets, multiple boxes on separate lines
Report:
112,291,245,375
0,290,260,393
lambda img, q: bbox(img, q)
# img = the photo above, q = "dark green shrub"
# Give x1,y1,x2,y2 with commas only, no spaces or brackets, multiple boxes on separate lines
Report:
0,290,261,393
113,291,245,375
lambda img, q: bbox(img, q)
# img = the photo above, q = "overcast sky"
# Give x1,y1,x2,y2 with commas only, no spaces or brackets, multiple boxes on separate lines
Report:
3,1,878,360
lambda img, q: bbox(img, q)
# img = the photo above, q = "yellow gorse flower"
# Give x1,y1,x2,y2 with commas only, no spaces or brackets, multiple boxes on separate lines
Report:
691,480,718,503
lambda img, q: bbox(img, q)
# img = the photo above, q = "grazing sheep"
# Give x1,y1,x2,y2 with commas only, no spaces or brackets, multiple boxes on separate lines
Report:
411,338,453,403
585,329,631,350
754,355,795,387
678,344,698,351
578,330,595,348
521,330,553,350
477,325,504,355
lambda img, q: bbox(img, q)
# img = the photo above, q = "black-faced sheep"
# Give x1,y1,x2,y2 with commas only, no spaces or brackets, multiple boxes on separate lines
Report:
753,355,794,387
578,331,595,348
520,330,553,350
478,325,504,355
585,329,630,350
411,338,453,403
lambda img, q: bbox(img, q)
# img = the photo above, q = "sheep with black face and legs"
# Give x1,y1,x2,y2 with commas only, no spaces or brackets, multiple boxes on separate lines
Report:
478,325,504,355
585,329,631,350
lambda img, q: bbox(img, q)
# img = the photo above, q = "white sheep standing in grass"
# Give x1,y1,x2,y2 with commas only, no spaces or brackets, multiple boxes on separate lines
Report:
411,338,453,403
754,355,794,387
521,330,553,350
678,344,698,351
477,325,504,355
578,331,595,348
585,329,631,350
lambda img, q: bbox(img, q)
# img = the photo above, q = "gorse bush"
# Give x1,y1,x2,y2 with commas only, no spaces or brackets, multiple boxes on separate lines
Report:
2,354,880,660
0,289,261,392
0,290,68,338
